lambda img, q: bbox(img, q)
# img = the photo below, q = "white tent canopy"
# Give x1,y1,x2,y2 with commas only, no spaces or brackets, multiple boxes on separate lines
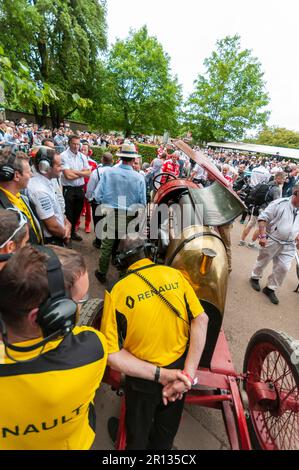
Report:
207,142,299,161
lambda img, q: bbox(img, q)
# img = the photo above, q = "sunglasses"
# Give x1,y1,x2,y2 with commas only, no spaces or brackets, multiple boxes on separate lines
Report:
0,208,28,249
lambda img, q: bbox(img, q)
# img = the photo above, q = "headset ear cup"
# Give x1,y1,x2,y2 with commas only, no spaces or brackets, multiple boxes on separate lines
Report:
144,242,155,259
38,160,51,175
0,165,15,181
114,252,125,270
37,298,78,337
36,147,52,175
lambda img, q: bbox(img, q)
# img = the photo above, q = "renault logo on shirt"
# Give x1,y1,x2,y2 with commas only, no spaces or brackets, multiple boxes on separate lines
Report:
126,296,135,309
1,405,84,439
137,282,179,302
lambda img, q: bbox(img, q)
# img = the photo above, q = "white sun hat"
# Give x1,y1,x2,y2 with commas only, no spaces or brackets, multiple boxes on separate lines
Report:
116,142,140,159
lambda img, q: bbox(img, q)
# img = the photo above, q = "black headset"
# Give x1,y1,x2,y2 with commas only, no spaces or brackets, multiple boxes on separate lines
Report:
115,242,157,270
35,146,53,175
0,245,78,356
0,153,17,182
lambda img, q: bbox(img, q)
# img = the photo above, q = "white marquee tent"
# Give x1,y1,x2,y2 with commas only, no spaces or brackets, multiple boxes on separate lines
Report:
207,142,299,161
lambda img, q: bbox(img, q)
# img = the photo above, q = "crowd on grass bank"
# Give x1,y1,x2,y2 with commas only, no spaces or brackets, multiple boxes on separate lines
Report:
0,117,160,154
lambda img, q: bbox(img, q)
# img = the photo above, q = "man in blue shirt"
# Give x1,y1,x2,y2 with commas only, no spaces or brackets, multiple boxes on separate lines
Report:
94,142,146,283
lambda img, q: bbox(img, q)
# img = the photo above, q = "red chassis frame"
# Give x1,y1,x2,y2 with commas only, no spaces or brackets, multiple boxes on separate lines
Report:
103,329,252,450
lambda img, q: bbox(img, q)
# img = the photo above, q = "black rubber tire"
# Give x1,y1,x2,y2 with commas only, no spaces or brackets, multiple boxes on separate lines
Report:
243,329,299,450
78,298,104,328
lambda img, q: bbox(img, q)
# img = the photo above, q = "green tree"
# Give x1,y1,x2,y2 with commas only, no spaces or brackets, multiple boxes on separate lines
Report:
101,26,182,137
0,0,107,127
185,35,270,143
250,127,299,149
0,44,59,113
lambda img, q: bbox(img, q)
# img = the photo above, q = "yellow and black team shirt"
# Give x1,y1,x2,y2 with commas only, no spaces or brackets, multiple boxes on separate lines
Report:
0,326,107,450
101,259,204,367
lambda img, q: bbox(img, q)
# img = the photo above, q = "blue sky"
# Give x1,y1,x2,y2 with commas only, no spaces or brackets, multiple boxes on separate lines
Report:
107,0,299,132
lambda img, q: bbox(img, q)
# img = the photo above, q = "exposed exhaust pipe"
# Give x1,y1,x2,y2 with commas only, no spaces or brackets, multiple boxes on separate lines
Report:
199,248,217,275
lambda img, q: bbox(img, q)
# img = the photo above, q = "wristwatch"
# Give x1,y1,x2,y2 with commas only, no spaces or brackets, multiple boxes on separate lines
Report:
154,366,161,383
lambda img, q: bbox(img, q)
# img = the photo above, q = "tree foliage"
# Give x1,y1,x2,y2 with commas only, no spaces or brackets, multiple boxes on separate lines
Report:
249,127,299,149
185,35,270,143
101,26,182,137
0,44,59,110
0,0,107,126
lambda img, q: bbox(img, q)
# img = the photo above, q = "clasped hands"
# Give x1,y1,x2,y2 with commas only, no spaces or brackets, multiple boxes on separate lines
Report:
159,369,193,406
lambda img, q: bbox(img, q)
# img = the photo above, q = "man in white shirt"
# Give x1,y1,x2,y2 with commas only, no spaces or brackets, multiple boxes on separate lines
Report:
86,153,113,202
189,163,207,185
249,185,299,304
61,135,90,241
250,159,270,187
28,147,71,246
41,137,65,216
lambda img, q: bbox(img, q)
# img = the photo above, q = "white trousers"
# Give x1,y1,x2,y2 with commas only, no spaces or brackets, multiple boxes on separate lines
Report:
251,238,295,290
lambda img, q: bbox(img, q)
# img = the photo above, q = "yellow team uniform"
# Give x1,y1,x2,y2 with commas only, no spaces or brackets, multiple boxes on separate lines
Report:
0,186,42,243
0,326,107,450
101,258,204,367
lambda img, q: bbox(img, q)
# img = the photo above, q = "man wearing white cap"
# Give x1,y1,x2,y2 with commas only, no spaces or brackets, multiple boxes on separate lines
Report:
94,142,147,283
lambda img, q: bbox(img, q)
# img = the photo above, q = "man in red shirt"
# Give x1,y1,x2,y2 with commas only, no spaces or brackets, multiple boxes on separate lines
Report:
161,151,180,184
75,143,97,233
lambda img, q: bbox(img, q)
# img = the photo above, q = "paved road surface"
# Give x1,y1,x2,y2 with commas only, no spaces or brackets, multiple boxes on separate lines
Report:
74,218,299,450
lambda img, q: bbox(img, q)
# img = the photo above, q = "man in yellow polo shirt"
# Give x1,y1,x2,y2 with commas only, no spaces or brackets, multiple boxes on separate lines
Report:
101,238,209,450
0,147,42,244
0,245,107,450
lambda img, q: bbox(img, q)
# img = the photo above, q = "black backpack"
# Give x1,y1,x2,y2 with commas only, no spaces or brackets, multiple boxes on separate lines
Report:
246,182,272,207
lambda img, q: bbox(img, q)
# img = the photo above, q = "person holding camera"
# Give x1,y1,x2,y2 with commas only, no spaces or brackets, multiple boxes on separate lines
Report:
282,165,298,197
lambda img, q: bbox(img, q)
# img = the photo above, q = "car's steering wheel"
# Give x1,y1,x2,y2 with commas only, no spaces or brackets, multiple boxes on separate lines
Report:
152,172,178,190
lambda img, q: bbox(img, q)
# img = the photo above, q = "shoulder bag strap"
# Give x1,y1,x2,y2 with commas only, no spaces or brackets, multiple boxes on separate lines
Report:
127,267,190,328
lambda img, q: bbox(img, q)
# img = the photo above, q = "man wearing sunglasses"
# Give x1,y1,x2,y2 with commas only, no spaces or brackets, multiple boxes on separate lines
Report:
0,208,29,269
